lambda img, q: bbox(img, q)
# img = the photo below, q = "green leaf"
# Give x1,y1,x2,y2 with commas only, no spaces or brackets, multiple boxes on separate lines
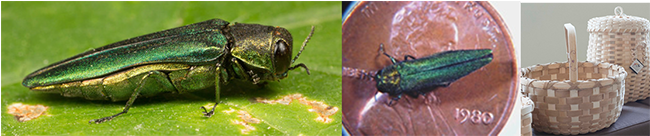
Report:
2,1,342,135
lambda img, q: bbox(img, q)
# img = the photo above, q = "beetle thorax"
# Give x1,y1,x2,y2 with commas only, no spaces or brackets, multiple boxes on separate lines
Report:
228,23,293,82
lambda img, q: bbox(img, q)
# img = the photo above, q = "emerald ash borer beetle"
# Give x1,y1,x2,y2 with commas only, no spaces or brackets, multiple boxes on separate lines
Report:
22,19,315,124
374,44,493,105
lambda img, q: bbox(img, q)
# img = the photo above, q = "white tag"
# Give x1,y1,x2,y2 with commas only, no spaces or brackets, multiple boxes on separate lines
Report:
630,59,644,74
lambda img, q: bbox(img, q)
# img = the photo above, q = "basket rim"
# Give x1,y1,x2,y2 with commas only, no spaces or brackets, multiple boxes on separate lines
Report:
587,15,650,33
520,61,627,86
521,95,534,114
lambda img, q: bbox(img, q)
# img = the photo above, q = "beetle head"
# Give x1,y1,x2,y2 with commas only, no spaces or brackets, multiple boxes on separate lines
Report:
229,23,313,82
375,66,402,96
273,26,314,79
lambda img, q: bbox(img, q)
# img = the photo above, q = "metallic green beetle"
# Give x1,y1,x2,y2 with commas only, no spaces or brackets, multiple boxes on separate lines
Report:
22,19,314,123
375,44,493,105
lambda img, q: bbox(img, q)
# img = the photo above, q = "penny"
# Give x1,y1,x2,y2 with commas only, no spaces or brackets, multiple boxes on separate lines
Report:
342,1,517,135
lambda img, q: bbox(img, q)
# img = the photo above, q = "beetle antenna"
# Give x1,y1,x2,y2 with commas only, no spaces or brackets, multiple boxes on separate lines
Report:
379,43,398,64
291,26,315,65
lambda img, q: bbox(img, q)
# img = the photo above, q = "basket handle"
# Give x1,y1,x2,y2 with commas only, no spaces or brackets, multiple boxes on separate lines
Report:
564,23,578,82
615,6,626,17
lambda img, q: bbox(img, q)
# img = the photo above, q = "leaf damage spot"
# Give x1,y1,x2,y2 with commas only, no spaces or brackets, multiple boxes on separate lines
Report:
256,93,339,123
7,103,48,122
225,109,261,134
222,108,236,114
134,124,143,130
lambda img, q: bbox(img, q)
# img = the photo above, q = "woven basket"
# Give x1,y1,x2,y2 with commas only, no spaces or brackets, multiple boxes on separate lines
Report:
521,61,627,135
521,94,534,136
521,24,628,135
587,6,650,103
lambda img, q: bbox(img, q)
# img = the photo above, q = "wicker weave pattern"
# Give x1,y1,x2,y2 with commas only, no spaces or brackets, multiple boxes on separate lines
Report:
587,15,650,33
587,31,649,102
521,61,627,135
522,95,534,136
588,13,650,103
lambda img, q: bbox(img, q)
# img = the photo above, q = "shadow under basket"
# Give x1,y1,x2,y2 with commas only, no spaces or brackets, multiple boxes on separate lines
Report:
521,61,627,135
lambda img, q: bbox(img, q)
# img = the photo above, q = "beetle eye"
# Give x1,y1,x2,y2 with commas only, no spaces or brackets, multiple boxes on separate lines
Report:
274,40,291,75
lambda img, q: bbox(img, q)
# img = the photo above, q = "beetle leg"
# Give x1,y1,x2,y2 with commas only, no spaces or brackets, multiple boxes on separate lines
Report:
248,70,261,84
428,92,441,104
373,91,378,102
404,55,416,61
201,64,223,117
230,58,258,83
90,71,161,124
387,95,401,106
440,81,452,87
201,101,219,117
379,43,398,64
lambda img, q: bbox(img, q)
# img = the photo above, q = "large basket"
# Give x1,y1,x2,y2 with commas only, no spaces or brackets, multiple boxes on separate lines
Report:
521,61,627,135
587,6,650,103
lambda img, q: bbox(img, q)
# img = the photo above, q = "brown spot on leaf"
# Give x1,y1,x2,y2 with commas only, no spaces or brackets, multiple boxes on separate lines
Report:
256,94,339,123
227,110,260,134
7,103,48,122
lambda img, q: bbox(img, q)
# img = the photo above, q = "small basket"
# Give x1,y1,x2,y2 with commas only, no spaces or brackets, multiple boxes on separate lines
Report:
521,24,627,135
587,6,650,103
521,94,534,136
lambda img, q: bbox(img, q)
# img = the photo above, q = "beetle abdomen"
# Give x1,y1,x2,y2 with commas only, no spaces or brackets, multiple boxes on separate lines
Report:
168,65,217,93
31,64,192,101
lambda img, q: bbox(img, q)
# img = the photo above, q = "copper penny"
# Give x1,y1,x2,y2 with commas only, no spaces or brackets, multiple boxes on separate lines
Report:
342,1,517,135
